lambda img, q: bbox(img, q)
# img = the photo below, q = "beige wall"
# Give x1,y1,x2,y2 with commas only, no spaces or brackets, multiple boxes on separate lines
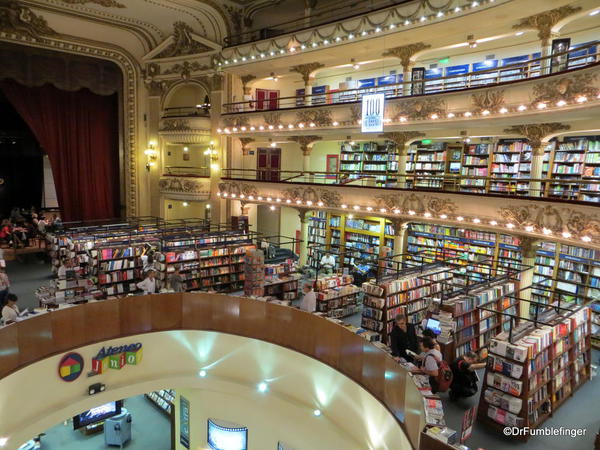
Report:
279,206,300,241
164,199,209,221
165,83,209,109
164,144,211,170
256,204,280,237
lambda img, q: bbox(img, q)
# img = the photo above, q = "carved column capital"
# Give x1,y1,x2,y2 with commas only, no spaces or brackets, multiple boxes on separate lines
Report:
382,42,431,70
240,74,256,95
289,62,325,84
289,135,322,156
239,137,255,156
512,6,581,45
520,237,540,259
504,123,570,155
380,131,425,154
297,208,310,223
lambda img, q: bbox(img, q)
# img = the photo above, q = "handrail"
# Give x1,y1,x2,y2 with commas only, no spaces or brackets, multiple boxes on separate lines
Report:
162,106,210,119
0,293,425,449
224,0,412,47
163,166,210,177
222,42,599,113
221,168,600,205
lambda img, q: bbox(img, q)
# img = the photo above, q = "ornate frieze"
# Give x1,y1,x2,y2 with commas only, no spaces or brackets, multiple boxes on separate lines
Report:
218,181,258,198
289,135,322,156
159,177,209,194
156,22,211,59
57,0,125,7
163,61,211,78
239,137,255,156
295,109,332,127
531,72,599,105
282,187,341,207
380,131,425,148
0,0,57,37
160,119,191,132
263,112,282,126
240,74,256,94
394,98,446,120
471,89,505,113
374,193,457,215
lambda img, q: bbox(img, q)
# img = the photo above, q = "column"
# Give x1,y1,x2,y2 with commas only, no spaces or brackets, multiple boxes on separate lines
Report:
402,63,412,96
209,74,225,223
298,208,309,266
397,141,410,187
392,221,409,263
144,95,161,217
518,238,539,320
529,145,545,197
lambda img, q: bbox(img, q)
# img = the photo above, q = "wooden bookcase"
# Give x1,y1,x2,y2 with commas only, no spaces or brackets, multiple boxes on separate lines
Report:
314,274,361,317
477,306,592,439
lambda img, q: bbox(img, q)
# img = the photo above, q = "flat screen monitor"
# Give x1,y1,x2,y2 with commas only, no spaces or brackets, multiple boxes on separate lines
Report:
425,318,442,335
73,400,122,430
208,419,248,450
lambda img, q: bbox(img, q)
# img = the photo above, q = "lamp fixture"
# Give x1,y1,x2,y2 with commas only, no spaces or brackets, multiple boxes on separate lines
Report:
203,141,218,163
144,141,158,171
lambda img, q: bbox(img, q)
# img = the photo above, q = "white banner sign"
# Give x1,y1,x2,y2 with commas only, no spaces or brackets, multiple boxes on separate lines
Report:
361,93,385,133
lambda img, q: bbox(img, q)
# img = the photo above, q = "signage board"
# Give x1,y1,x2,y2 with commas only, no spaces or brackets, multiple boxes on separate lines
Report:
361,93,385,133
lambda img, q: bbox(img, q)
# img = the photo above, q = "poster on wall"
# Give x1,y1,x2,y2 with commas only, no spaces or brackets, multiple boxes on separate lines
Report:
180,396,190,448
460,405,477,443
410,67,425,95
361,93,385,133
550,38,571,73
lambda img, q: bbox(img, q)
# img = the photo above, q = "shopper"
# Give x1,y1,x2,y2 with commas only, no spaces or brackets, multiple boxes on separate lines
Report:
416,336,447,394
449,352,486,401
57,258,74,280
0,219,11,245
137,269,158,295
319,253,336,274
300,283,316,313
1,294,20,325
0,268,9,305
168,265,184,293
389,314,419,362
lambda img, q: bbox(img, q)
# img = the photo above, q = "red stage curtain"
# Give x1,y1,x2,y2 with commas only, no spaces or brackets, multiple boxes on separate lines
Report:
0,80,120,222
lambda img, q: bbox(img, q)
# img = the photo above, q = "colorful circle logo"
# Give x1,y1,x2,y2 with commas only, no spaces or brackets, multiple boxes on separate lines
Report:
58,352,84,382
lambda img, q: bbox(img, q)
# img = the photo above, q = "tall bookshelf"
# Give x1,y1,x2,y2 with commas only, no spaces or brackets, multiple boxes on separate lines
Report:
434,280,519,360
361,266,453,342
146,389,175,416
314,274,361,318
340,141,399,186
580,137,600,203
460,143,492,193
405,141,447,189
306,211,327,270
96,243,152,296
490,139,533,194
477,306,591,438
549,137,587,200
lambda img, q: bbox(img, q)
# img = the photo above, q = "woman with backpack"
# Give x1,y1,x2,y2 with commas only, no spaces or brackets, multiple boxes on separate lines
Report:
414,336,453,394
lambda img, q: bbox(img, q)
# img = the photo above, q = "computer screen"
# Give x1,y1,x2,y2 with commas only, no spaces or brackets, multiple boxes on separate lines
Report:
425,318,442,335
73,400,122,429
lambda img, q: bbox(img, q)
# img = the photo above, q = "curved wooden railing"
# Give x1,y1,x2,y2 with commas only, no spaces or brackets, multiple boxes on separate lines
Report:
0,293,425,448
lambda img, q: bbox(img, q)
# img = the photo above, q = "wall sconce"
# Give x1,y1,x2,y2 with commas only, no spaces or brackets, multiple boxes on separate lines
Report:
203,140,218,162
144,141,158,171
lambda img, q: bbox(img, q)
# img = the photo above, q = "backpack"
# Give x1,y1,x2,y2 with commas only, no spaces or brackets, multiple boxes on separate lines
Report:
426,353,453,392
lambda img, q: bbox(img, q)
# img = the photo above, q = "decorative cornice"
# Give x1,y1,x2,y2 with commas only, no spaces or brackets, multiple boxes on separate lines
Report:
512,6,582,44
382,42,431,68
160,119,191,132
289,62,325,84
394,97,446,120
289,135,322,156
374,193,457,215
159,177,209,195
240,74,256,94
503,122,570,152
296,109,332,127
263,112,282,126
282,186,341,207
57,0,125,7
239,137,255,156
0,0,57,37
156,21,211,59
163,61,211,78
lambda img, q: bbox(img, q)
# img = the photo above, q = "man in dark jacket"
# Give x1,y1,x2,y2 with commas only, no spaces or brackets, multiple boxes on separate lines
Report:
389,314,418,362
449,352,486,401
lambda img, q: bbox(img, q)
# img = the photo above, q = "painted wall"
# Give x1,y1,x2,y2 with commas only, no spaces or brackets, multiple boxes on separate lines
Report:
256,204,280,238
240,142,304,173
279,206,300,243
166,84,209,109
0,330,411,450
164,199,209,221
164,144,211,171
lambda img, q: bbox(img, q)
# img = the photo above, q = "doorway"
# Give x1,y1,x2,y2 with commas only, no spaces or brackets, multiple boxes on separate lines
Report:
255,89,279,110
257,147,281,181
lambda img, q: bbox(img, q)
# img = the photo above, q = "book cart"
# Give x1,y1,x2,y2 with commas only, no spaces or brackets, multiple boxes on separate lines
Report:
477,293,592,440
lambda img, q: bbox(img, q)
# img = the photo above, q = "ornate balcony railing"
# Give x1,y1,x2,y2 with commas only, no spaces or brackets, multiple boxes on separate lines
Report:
222,42,599,114
222,168,600,205
163,166,210,177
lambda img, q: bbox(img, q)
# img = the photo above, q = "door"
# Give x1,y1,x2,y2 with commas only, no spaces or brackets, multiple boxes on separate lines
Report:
326,154,339,179
256,89,279,110
257,147,281,181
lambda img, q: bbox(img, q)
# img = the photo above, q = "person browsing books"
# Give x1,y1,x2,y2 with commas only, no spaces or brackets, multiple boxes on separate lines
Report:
389,314,419,362
2,294,22,324
449,352,486,401
168,265,184,293
319,254,336,273
0,268,10,306
300,283,316,313
415,337,445,393
137,270,158,295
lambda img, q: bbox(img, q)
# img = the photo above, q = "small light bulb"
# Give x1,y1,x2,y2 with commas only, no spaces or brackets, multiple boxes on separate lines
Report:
258,382,268,392
506,223,515,229
499,107,508,114
440,214,447,219
341,204,347,209
424,212,432,218
313,409,322,416
582,235,592,242
457,216,464,221
490,220,497,226
464,111,472,117
447,112,455,118
518,105,527,111
482,109,490,115
556,100,567,107
199,370,207,377
562,231,572,238
525,225,534,232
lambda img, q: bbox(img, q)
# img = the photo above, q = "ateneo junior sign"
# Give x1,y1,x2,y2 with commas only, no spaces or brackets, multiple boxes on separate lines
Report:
361,93,385,133
92,343,143,373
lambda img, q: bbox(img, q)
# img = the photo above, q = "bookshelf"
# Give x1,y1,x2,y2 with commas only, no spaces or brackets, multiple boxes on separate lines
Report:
145,389,175,416
340,141,399,186
490,139,533,194
361,266,453,343
460,143,492,193
549,137,587,200
434,280,519,360
580,137,600,203
592,302,600,349
244,248,265,296
477,306,591,439
314,274,361,317
405,141,447,189
263,261,300,301
307,211,327,270
96,243,151,296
